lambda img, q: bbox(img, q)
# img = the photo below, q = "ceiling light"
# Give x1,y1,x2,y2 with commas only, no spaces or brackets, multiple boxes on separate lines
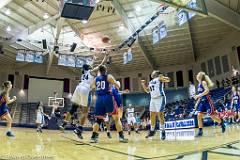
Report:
81,20,88,24
6,26,11,32
135,6,142,12
5,9,11,15
119,25,124,30
96,0,100,3
43,13,49,19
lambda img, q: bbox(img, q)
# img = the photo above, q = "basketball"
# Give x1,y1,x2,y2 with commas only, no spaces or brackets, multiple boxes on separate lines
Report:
102,36,110,43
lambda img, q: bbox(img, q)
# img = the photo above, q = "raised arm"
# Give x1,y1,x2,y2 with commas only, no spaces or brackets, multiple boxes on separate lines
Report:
90,53,108,75
3,92,17,104
107,74,120,89
141,80,150,93
91,78,96,90
159,74,170,83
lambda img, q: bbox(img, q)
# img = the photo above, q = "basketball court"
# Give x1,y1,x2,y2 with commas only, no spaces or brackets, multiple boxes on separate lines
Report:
0,125,239,160
0,0,240,160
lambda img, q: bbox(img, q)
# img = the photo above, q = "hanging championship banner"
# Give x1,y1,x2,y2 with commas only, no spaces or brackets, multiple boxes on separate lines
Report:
76,57,86,68
16,52,25,62
159,22,167,40
58,54,67,66
25,53,34,62
34,53,43,64
123,52,128,64
127,48,133,62
178,9,188,26
66,55,76,67
152,27,160,44
86,57,93,65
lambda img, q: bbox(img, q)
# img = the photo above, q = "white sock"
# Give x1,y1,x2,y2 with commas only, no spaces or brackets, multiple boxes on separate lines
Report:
160,124,165,131
150,126,155,131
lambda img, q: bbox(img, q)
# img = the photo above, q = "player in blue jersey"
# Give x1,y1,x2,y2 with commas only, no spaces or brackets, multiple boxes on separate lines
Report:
90,65,128,143
59,54,108,139
0,81,17,137
105,81,130,138
194,72,226,137
231,86,240,123
141,70,170,140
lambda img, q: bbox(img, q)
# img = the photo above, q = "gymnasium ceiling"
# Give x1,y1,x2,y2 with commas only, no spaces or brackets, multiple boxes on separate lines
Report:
0,0,239,74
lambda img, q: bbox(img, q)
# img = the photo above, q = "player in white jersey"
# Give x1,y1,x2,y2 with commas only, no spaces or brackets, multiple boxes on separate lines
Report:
126,106,140,135
60,53,108,139
141,70,170,140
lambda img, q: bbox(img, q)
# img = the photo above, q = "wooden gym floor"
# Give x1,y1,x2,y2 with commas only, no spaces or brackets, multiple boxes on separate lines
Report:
0,125,239,160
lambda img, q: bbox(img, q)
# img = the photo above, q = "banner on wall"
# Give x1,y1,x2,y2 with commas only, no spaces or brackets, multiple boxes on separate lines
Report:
159,22,167,40
86,57,93,65
66,55,76,67
16,52,25,62
58,54,67,66
123,52,128,64
34,54,43,63
25,53,34,62
152,27,160,44
178,9,188,26
75,57,86,68
164,118,195,130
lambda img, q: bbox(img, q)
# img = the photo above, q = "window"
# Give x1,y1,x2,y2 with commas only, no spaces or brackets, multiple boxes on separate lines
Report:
176,71,184,87
167,72,174,87
207,59,214,77
188,70,194,84
124,77,130,90
200,62,207,74
214,56,222,75
221,55,230,73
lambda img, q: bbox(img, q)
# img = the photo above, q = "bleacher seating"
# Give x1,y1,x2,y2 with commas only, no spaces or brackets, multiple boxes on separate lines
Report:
210,87,231,102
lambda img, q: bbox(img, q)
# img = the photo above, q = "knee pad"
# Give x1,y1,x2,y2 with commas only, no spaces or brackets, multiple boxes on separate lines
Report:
69,103,79,115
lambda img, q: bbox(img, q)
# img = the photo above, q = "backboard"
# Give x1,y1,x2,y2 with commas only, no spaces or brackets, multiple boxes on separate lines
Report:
48,97,64,108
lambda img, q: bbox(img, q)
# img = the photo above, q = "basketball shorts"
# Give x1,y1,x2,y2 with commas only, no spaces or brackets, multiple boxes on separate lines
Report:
150,96,166,112
36,113,44,124
127,117,136,125
233,103,240,112
94,94,115,117
71,85,91,107
0,105,9,119
198,99,215,115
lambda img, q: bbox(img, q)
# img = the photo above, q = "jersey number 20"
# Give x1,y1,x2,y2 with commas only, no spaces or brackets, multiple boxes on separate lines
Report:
96,81,105,90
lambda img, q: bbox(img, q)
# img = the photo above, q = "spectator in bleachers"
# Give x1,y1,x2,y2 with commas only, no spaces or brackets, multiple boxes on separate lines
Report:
221,79,225,88
232,65,239,77
216,80,220,88
188,81,196,99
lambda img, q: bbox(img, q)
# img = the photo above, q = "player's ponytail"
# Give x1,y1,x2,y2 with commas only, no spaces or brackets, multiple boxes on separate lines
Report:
201,72,214,88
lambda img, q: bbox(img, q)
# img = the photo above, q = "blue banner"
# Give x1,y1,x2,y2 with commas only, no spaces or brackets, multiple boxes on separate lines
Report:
165,118,195,130
159,23,167,40
16,52,25,62
25,53,34,62
76,57,86,68
34,54,43,63
152,27,160,44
